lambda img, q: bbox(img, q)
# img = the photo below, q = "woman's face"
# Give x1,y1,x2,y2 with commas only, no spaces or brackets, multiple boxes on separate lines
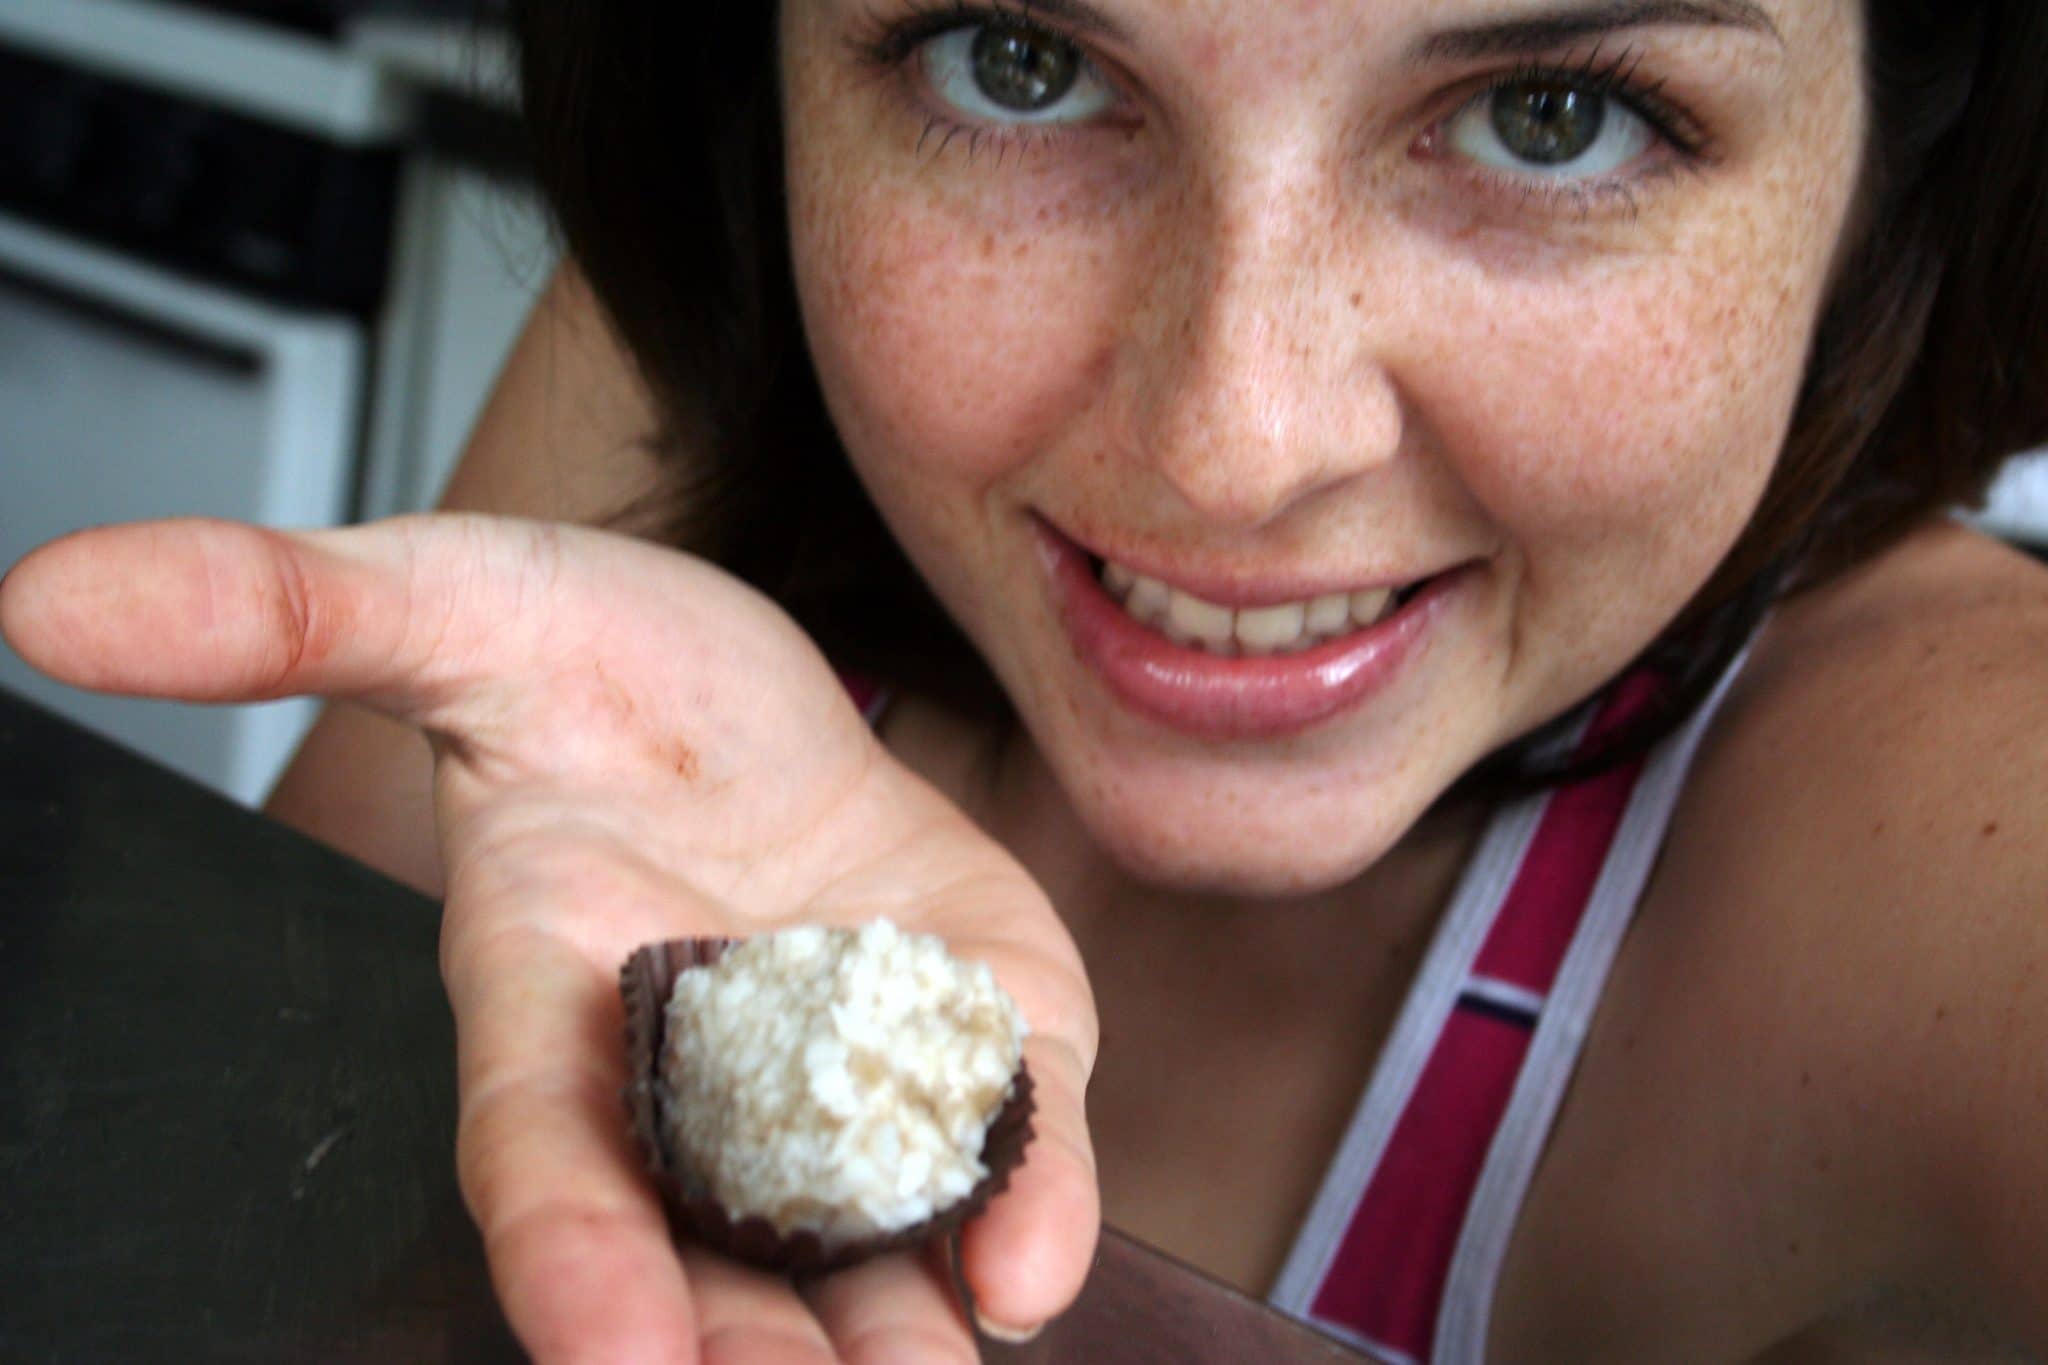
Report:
782,0,1865,895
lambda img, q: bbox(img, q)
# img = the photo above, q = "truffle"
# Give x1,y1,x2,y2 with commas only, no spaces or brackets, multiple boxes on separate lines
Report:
622,921,1035,1270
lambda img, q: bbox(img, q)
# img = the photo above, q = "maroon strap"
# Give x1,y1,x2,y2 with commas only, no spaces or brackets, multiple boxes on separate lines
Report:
1305,673,1664,1363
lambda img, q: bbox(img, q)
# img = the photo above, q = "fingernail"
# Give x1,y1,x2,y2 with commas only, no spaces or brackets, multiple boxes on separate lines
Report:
974,1310,1044,1344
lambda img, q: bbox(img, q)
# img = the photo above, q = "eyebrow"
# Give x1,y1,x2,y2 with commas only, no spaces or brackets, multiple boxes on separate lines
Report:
1410,0,1784,62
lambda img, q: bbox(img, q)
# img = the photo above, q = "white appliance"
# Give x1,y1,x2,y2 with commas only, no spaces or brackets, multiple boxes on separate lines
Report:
0,214,361,805
0,0,407,805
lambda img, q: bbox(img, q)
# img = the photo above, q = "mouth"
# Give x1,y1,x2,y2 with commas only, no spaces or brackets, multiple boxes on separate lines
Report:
1092,554,1428,657
1034,519,1466,741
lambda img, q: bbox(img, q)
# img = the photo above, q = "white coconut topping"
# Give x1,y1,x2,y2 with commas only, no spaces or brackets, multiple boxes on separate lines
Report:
658,919,1028,1251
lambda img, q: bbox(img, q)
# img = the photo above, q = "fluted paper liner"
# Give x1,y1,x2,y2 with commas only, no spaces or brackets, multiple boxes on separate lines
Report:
621,936,1036,1274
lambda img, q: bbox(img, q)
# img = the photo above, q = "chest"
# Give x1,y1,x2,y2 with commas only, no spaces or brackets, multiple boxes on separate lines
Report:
1084,938,1418,1295
1083,871,1900,1364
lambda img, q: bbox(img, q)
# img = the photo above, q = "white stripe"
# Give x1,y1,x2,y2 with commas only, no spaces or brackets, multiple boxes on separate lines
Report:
1267,700,1600,1325
1430,648,1754,1363
1266,778,1559,1316
1304,1318,1427,1365
1461,975,1547,1019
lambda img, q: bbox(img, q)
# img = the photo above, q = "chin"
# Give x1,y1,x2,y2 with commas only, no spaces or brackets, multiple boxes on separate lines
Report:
1084,802,1404,900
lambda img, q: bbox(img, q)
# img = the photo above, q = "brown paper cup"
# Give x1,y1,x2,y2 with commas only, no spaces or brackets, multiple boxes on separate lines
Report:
620,936,1036,1274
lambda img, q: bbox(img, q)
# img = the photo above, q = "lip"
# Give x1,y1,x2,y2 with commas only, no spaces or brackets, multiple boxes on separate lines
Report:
1034,520,1465,741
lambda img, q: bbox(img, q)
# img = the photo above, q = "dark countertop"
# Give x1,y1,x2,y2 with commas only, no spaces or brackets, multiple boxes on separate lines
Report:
0,686,1363,1364
0,687,517,1362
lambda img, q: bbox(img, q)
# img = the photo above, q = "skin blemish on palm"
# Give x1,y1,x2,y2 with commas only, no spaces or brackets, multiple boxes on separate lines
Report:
672,743,701,782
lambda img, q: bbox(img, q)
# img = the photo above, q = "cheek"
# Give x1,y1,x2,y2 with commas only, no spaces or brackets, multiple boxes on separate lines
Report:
789,157,1117,493
1430,253,1813,579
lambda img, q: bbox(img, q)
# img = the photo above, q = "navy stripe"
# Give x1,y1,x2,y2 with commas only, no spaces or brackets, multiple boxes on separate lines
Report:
1455,991,1539,1029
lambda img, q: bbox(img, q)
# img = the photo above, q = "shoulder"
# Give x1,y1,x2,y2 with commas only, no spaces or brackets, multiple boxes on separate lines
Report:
1686,518,2048,898
1699,519,2048,859
1652,518,2048,1341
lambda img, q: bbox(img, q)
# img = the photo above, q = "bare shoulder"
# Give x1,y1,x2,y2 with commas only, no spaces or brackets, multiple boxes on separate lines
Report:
1691,518,2048,895
1711,518,2048,831
1653,518,2048,1346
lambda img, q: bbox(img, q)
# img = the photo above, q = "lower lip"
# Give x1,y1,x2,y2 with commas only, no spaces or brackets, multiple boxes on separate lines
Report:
1038,526,1461,741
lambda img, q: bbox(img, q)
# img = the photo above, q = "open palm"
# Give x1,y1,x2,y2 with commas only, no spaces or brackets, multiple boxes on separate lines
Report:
0,513,1099,1363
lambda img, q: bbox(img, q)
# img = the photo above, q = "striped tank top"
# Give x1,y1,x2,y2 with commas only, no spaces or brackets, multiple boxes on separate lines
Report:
1265,654,1750,1364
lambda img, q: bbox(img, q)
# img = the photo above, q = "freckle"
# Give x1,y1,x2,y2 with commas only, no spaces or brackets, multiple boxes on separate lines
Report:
1982,821,2000,837
1787,1240,1801,1256
1349,292,1362,309
1813,1152,1832,1174
1870,819,1886,836
1934,1005,1949,1023
980,231,996,259
1799,1069,1811,1088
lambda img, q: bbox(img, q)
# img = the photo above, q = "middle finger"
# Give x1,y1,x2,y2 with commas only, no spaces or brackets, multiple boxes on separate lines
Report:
684,1246,840,1365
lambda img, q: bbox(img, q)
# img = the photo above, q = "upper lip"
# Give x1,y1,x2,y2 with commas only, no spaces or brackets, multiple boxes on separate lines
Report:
1040,515,1461,609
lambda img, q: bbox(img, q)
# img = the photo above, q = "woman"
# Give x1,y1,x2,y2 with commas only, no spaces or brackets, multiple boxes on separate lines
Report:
5,0,2047,1359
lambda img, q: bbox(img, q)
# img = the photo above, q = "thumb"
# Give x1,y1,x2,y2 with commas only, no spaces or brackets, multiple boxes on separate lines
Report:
0,515,545,729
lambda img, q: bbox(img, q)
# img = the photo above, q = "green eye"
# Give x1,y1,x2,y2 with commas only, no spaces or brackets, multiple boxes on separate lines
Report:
921,22,1115,126
1449,81,1653,180
1490,83,1607,166
970,21,1081,112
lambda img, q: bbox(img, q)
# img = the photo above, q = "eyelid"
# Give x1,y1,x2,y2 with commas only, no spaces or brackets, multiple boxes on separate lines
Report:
1406,56,1717,221
856,2,1105,74
1462,51,1714,159
853,2,1135,127
922,25,1119,125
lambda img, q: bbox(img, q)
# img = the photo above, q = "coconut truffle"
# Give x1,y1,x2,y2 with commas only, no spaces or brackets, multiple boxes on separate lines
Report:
657,919,1028,1253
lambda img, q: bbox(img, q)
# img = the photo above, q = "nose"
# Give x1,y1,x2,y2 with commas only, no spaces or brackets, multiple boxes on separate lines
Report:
1114,155,1406,529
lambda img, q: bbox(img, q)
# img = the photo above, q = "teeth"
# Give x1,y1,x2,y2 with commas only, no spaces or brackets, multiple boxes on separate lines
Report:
1124,575,1172,627
1235,602,1306,653
1099,561,1405,656
1305,592,1351,635
1164,589,1236,649
1349,587,1392,624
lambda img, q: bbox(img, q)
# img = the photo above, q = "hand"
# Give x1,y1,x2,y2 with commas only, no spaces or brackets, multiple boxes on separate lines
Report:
0,514,1099,1362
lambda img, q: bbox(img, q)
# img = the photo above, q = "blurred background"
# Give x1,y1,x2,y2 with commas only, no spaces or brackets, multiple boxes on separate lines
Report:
0,0,2044,809
0,0,548,804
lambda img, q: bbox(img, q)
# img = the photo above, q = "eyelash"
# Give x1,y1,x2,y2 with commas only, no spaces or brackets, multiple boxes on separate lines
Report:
1452,47,1715,213
846,4,1716,200
847,0,1109,160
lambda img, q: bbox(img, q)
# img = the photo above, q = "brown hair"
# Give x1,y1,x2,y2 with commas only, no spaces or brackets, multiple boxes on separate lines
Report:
508,0,2048,784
